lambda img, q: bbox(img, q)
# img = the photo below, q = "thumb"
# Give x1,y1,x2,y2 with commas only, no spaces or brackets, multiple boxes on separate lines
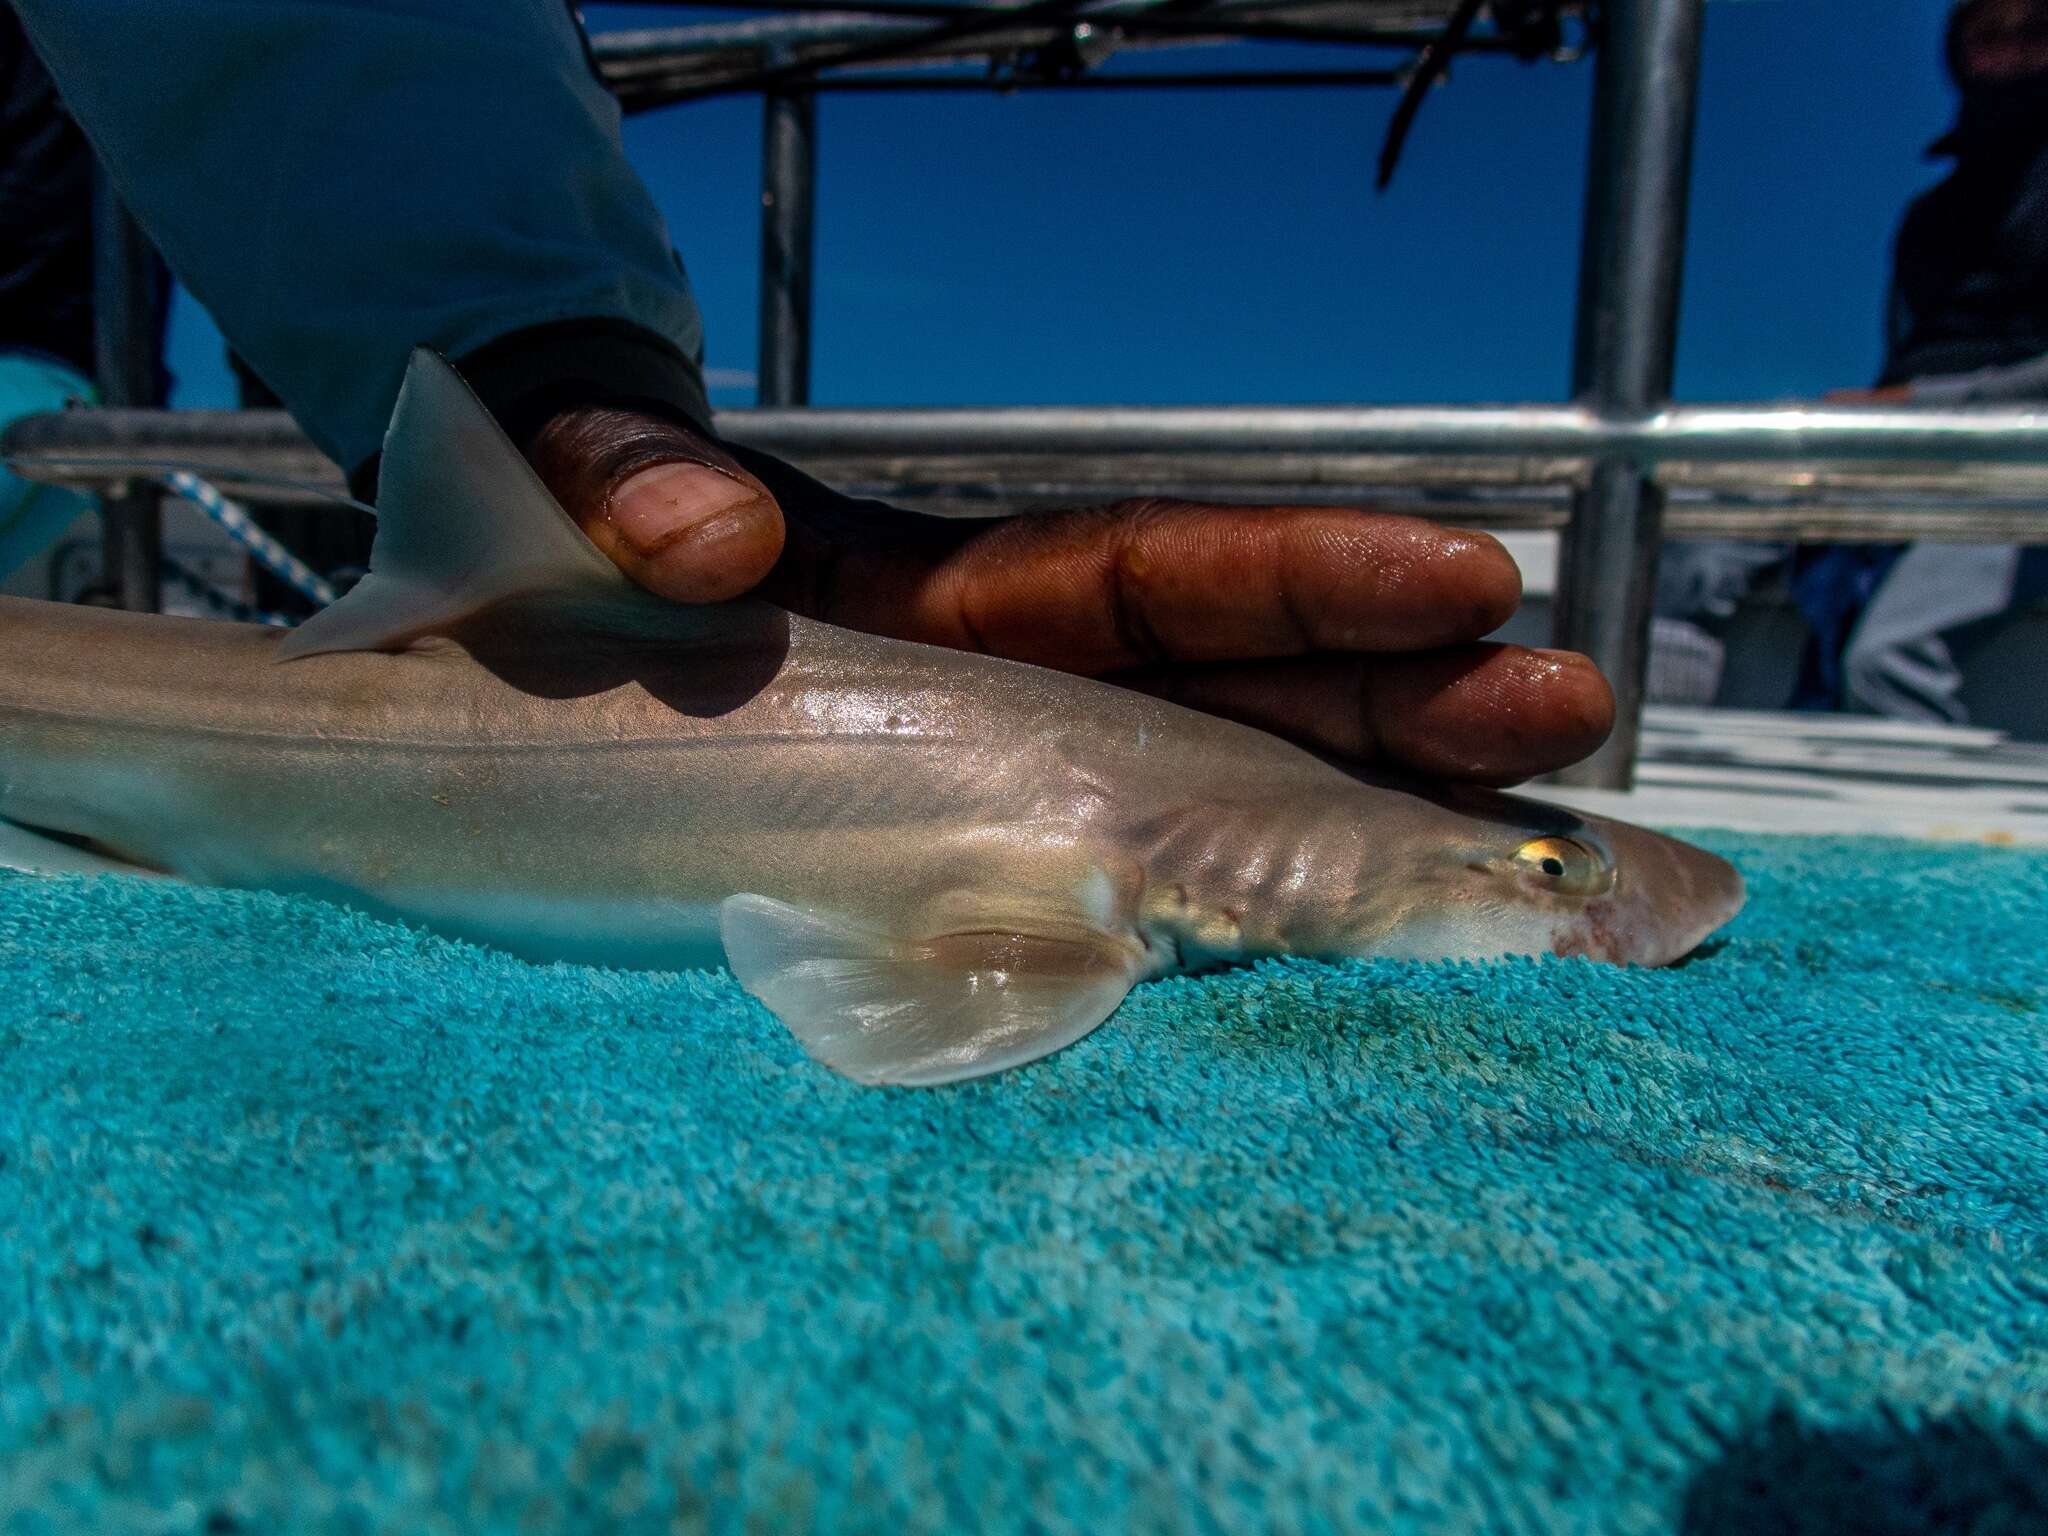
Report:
525,405,785,603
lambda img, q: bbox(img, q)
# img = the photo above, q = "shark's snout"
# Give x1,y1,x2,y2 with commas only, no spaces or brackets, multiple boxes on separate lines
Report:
1558,819,1745,967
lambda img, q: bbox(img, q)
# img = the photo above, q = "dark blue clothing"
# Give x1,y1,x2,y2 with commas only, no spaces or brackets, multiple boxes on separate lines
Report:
10,0,713,487
0,9,91,377
1881,94,2048,390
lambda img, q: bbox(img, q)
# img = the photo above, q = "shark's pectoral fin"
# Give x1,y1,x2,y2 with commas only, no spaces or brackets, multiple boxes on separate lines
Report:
719,893,1143,1087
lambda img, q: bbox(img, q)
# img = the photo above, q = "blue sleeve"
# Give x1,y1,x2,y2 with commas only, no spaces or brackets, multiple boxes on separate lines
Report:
12,0,713,480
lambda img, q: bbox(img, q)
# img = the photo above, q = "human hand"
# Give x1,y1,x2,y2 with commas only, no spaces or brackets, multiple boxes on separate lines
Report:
525,406,1613,786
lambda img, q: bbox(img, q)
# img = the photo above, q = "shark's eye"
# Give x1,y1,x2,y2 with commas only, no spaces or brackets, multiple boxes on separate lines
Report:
1511,836,1613,897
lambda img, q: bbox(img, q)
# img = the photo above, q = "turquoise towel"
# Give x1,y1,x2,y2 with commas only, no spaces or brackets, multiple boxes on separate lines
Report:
0,354,95,586
2,834,2045,1532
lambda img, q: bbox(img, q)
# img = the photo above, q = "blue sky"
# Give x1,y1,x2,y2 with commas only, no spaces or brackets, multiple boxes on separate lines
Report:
167,0,1960,412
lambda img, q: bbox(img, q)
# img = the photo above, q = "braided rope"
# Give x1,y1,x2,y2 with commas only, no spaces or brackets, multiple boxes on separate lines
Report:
163,470,339,610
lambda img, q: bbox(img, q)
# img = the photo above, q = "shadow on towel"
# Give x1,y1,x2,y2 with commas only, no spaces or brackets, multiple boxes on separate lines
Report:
1681,1407,2048,1535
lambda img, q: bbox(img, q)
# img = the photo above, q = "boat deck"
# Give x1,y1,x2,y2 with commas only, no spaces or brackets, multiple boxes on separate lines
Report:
1557,705,2048,846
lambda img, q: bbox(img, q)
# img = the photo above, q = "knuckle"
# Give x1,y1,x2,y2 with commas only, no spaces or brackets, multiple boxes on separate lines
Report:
526,407,727,514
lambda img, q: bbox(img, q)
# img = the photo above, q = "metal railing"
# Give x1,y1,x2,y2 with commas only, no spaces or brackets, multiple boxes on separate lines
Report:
8,0,2048,790
21,398,2048,523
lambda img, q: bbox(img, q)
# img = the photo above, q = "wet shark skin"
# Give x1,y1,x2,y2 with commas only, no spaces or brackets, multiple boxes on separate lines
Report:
0,591,1742,985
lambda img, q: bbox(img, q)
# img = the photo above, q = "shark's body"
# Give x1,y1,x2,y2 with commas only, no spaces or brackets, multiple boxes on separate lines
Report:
0,354,1743,1084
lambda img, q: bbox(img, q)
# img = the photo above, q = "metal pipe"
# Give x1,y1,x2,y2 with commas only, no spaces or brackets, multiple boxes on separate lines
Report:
721,402,2048,460
699,0,1178,105
90,167,164,614
20,400,2048,466
1551,0,1705,790
758,64,817,406
17,400,2048,464
592,2,1520,67
12,406,2048,546
727,66,1409,90
592,0,1524,106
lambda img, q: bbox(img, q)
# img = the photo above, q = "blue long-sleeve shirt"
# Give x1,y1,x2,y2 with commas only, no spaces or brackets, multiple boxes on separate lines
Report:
12,0,713,483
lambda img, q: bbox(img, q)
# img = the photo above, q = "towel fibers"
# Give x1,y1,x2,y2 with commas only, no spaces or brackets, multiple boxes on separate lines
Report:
2,834,2045,1533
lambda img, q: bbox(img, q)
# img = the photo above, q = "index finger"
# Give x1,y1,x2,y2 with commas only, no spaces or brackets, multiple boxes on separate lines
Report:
806,499,1525,675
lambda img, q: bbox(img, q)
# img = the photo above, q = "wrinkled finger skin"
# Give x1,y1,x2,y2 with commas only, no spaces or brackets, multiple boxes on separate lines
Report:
766,494,1616,784
781,500,1525,672
527,408,784,603
1110,645,1616,787
526,410,1613,783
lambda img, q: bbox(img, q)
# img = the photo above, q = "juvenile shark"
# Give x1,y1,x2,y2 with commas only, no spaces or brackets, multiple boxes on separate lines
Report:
0,352,1743,1085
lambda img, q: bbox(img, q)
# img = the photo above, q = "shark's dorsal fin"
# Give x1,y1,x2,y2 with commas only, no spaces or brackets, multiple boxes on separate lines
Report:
278,348,629,659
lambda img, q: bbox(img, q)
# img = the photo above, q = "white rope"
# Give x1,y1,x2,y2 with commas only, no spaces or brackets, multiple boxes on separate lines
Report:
163,469,338,610
161,555,299,629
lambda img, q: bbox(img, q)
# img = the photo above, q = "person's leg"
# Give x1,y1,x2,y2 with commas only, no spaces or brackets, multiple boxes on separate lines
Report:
1651,540,1792,705
1842,542,2023,723
1657,540,1792,624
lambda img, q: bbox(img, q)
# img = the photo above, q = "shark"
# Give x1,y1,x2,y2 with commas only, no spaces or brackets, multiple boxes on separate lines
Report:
0,351,1744,1085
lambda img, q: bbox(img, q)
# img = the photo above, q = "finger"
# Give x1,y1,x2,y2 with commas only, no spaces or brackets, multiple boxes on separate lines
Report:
807,500,1523,674
1110,643,1615,785
526,407,785,603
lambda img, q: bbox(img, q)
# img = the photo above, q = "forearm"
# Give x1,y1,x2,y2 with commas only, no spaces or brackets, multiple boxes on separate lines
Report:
13,0,711,482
